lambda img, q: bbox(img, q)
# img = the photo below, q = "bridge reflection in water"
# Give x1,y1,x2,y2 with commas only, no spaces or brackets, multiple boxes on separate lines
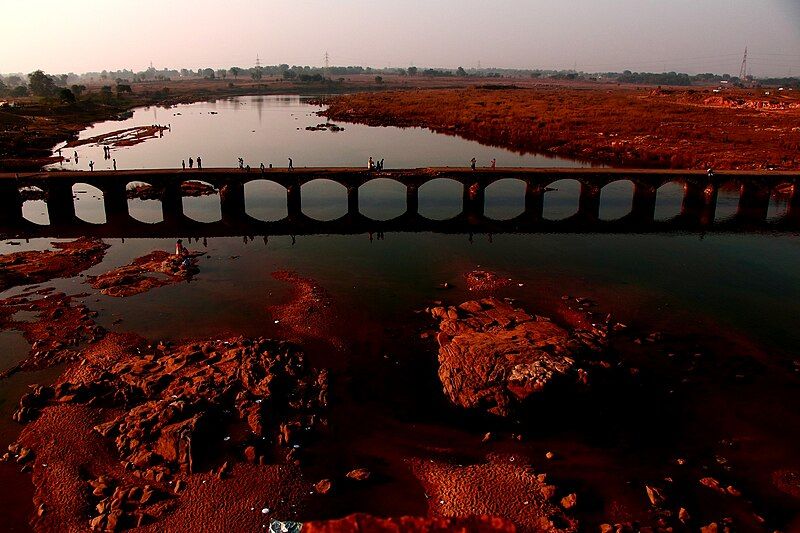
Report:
1,168,798,238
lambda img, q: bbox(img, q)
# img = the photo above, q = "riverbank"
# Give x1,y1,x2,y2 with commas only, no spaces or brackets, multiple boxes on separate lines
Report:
318,86,800,170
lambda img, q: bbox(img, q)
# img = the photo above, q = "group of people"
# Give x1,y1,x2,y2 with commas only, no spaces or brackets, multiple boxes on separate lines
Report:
471,157,497,170
368,157,385,171
181,157,203,170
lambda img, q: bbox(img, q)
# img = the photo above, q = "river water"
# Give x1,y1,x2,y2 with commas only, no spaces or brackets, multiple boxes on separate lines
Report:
2,96,799,530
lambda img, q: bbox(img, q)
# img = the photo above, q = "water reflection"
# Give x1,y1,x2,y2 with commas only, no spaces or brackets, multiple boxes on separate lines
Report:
485,179,526,220
301,180,347,221
245,180,288,221
50,96,587,171
418,179,462,220
359,179,406,221
543,179,580,220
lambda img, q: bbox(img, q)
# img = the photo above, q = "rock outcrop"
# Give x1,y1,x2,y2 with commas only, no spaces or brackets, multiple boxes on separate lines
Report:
429,297,588,416
304,513,516,532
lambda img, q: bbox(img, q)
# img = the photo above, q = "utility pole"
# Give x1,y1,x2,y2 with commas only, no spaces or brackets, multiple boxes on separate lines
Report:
739,47,748,81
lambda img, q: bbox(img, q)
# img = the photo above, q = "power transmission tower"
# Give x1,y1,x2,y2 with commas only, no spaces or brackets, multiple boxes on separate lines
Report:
255,54,261,69
739,47,748,80
324,51,330,80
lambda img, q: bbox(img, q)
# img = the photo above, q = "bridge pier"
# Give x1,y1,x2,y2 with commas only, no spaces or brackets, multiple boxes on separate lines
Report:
220,181,246,224
788,182,800,222
102,182,130,225
524,182,544,220
161,181,184,224
463,182,485,218
699,185,718,225
578,183,601,220
737,182,770,222
46,182,76,225
287,184,302,219
630,183,657,222
347,186,359,218
406,185,419,216
0,183,23,225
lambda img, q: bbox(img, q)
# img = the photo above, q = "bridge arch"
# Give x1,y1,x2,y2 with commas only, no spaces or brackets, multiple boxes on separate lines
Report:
767,181,794,221
654,181,684,221
418,178,462,220
714,182,741,222
72,183,106,224
359,178,407,221
484,178,526,220
20,186,49,225
301,179,348,221
182,180,221,223
126,181,164,224
244,179,288,221
599,179,635,221
542,179,581,220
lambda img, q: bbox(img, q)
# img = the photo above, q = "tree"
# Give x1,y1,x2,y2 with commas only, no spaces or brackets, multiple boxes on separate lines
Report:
407,66,418,76
59,74,68,86
217,69,227,79
116,84,132,95
6,75,23,87
11,86,29,97
0,78,6,96
71,84,86,98
230,67,241,79
100,85,113,101
282,69,296,80
251,67,263,81
375,76,383,84
58,88,75,103
456,66,467,77
28,70,56,97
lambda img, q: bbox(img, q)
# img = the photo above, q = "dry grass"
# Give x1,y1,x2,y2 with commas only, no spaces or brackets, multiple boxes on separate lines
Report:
321,86,800,170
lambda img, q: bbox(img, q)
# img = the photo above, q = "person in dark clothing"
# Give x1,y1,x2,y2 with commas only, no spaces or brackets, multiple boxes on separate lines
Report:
197,157,202,170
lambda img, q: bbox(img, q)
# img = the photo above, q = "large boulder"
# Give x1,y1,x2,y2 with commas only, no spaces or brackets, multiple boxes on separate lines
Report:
430,298,580,416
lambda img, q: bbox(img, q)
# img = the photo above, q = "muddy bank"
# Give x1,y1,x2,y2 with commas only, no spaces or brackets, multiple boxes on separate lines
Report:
320,87,800,170
66,125,169,149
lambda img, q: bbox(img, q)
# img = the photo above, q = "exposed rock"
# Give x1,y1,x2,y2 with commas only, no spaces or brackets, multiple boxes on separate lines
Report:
87,250,202,297
314,479,332,494
464,270,512,292
429,297,589,416
560,493,577,510
345,468,371,481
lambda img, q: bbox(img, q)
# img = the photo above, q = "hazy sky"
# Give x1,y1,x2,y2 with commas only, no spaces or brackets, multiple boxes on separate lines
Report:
2,0,799,76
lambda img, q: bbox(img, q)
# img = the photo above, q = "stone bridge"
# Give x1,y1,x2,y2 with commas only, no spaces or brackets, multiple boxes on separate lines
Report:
1,167,798,238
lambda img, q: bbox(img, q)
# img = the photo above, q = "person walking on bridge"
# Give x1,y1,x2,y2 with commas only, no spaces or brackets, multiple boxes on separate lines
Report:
182,160,186,170
368,157,374,170
113,158,117,171
197,156,202,170
470,158,477,171
89,161,94,171
288,157,293,170
491,158,496,169
189,157,194,169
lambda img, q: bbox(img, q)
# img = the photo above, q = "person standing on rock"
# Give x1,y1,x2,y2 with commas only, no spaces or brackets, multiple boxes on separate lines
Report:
470,158,477,171
189,157,194,169
197,156,202,170
175,239,188,257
